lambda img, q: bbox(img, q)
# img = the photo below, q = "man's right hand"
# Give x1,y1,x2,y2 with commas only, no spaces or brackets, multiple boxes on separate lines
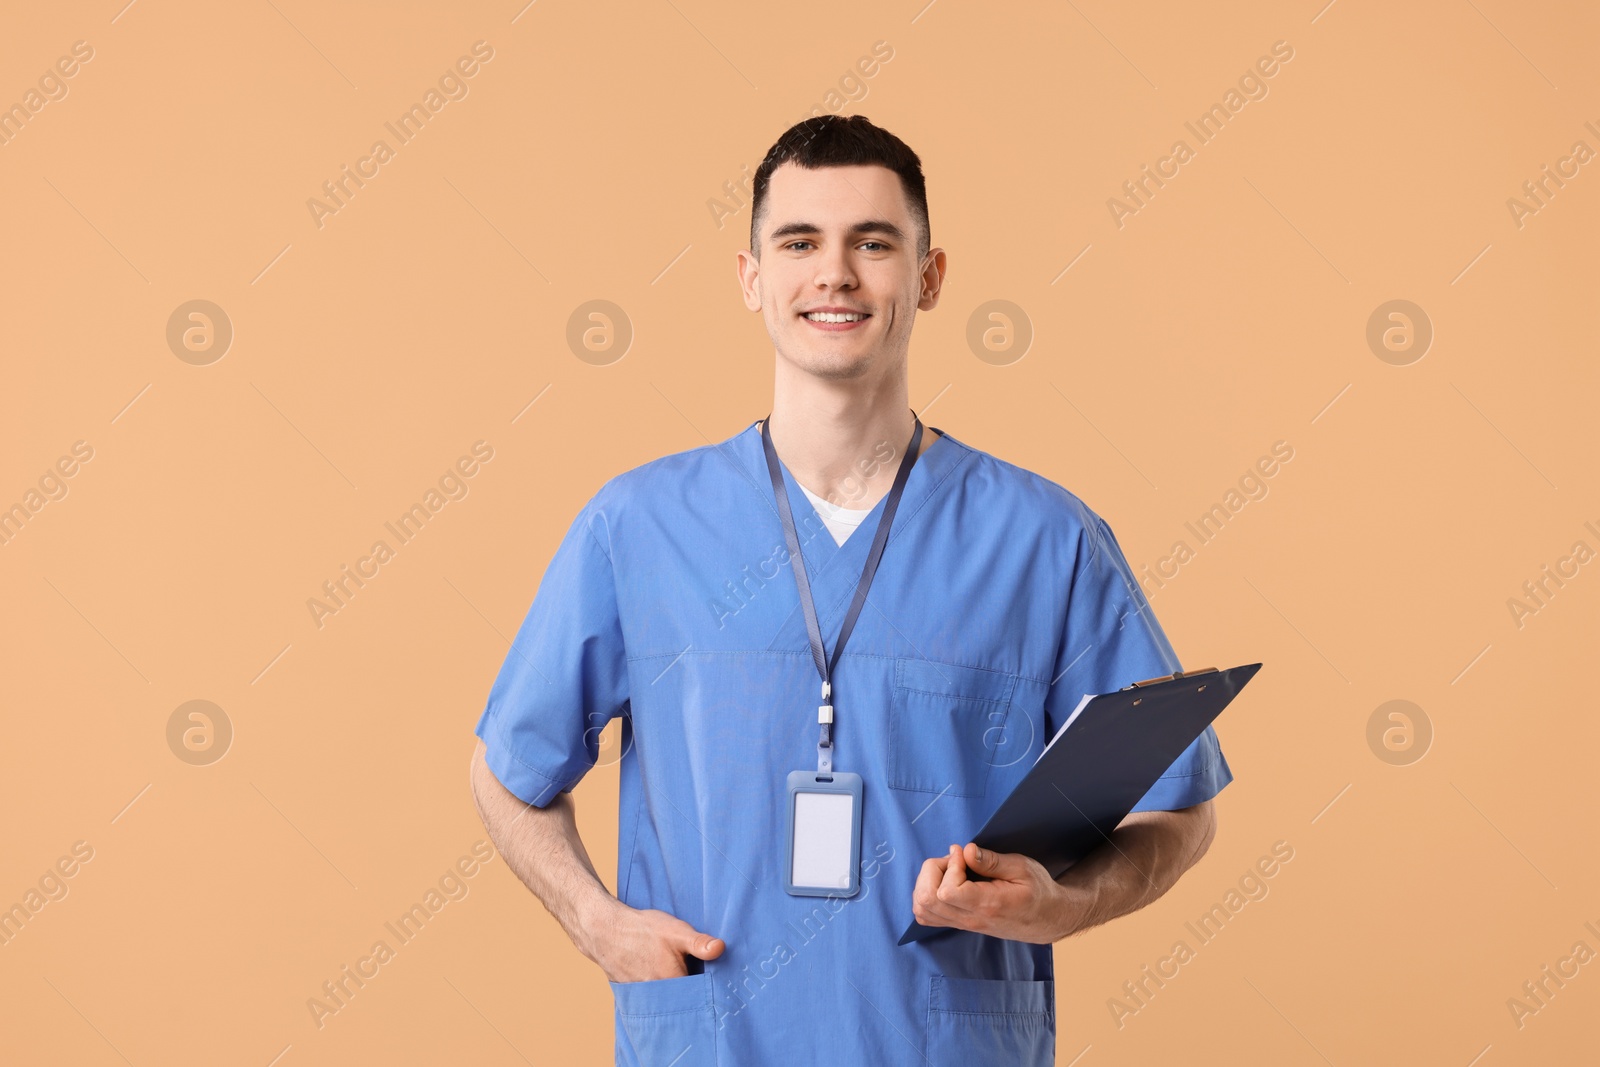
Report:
469,744,725,985
583,899,725,984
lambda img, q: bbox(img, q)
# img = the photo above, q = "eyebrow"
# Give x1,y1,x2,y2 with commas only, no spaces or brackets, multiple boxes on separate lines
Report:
767,219,907,245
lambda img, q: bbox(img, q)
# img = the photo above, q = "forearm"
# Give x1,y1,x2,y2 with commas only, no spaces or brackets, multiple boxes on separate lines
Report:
1054,800,1216,939
469,741,617,961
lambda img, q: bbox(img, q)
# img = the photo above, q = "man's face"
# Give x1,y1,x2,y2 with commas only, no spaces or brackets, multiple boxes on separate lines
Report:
738,163,944,382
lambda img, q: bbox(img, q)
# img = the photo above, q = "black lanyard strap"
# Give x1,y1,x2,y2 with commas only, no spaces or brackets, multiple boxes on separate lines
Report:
760,412,924,766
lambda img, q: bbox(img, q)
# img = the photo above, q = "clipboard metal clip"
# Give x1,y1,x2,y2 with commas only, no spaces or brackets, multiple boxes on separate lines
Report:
1125,667,1219,689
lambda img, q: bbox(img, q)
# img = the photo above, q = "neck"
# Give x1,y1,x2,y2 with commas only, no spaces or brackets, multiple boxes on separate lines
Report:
766,358,935,511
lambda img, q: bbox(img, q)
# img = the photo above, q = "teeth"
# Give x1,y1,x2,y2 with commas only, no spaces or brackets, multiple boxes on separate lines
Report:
805,312,866,323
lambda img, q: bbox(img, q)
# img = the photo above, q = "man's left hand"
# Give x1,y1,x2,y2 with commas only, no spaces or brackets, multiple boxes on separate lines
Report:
911,843,1088,944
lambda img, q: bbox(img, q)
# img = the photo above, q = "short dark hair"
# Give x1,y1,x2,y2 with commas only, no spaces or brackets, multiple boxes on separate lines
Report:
749,115,930,261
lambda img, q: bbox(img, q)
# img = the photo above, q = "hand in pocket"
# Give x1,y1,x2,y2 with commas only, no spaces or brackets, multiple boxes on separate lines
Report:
589,900,725,983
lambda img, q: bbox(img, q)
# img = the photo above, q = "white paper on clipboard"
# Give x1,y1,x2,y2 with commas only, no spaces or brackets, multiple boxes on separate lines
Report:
1040,692,1096,759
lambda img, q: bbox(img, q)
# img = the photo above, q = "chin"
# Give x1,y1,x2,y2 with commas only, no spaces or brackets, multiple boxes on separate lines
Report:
791,349,876,381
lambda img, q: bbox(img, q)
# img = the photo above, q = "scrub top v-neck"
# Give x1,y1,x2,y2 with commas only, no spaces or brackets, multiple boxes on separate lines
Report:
799,481,873,546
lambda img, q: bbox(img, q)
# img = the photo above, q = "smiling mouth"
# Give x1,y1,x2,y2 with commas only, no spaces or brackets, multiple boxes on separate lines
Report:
801,311,871,323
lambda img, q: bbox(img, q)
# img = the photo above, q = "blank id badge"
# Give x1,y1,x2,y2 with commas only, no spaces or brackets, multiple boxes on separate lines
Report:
783,771,863,897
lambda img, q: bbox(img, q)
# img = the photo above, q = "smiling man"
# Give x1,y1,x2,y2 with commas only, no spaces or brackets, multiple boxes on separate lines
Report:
470,115,1232,1066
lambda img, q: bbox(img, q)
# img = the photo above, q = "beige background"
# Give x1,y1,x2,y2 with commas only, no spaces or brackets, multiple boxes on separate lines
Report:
2,0,1596,1063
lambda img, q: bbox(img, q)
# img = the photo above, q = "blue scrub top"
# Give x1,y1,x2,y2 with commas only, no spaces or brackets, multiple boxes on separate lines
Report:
475,419,1232,1066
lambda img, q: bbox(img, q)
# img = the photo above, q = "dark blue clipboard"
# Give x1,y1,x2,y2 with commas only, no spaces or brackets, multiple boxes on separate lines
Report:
898,662,1261,946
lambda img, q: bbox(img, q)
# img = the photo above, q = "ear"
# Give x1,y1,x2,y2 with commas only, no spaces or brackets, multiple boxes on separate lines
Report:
736,249,763,311
917,248,947,311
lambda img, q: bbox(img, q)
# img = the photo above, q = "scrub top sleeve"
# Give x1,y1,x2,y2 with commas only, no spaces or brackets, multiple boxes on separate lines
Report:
473,498,629,808
1046,512,1233,812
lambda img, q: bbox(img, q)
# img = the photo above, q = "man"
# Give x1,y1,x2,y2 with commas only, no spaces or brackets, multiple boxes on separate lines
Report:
470,115,1231,1065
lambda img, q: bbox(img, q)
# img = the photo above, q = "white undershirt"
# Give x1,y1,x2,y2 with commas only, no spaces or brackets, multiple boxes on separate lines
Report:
798,482,874,546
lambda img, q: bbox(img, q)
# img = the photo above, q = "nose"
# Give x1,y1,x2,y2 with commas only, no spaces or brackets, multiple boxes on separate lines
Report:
811,244,858,292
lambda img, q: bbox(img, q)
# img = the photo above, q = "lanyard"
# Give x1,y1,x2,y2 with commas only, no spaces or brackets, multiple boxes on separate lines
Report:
760,412,924,773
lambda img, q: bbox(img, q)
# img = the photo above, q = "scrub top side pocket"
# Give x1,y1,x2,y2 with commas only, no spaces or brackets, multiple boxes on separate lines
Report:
889,658,1018,798
610,972,717,1067
925,975,1055,1067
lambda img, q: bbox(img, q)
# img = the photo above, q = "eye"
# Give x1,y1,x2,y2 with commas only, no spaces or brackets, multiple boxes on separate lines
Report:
784,240,814,252
860,241,889,251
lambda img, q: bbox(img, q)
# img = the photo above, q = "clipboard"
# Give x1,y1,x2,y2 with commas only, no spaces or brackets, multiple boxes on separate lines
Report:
898,662,1262,945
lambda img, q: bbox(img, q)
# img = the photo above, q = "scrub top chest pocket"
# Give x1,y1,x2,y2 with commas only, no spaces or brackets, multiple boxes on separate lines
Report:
889,658,1019,797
